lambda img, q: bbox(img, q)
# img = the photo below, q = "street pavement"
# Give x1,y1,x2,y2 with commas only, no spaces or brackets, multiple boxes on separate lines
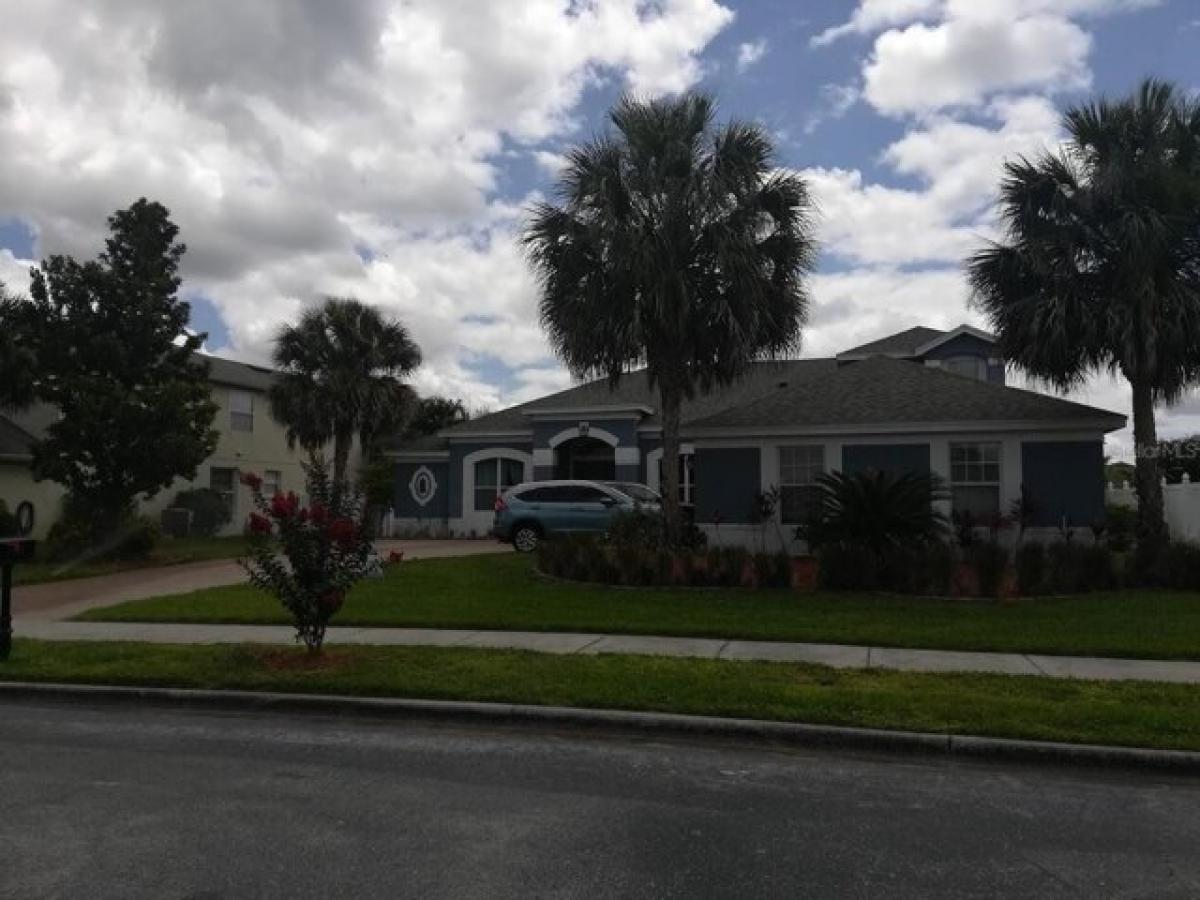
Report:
2,698,1198,898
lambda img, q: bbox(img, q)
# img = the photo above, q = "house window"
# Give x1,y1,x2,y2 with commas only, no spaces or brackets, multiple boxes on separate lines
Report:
210,467,237,518
942,356,987,381
779,445,824,524
263,470,282,497
474,457,525,511
657,452,695,505
230,390,254,432
950,442,1001,518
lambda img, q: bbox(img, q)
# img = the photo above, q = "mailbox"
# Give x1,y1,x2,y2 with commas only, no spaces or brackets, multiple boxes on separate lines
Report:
0,538,35,563
1,538,36,661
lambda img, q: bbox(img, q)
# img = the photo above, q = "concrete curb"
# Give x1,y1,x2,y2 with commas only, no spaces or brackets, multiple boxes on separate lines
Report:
2,680,1199,775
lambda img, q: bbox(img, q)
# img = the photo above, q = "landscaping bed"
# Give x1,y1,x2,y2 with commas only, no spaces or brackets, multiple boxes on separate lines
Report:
79,553,1200,661
4,639,1200,752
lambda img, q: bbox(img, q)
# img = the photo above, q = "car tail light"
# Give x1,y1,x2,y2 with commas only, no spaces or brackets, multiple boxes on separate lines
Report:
494,493,507,513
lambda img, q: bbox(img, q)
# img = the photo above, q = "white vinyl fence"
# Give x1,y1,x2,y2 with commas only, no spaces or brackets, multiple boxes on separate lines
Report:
1107,477,1200,542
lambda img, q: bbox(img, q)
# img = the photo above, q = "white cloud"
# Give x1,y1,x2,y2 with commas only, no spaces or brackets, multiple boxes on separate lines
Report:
819,0,1159,116
0,0,734,409
531,150,569,177
863,13,1092,115
735,39,767,73
803,82,861,134
811,0,940,46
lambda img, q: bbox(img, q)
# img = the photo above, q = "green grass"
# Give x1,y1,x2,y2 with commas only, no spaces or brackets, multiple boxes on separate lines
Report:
2,639,1198,751
80,553,1200,661
14,535,252,585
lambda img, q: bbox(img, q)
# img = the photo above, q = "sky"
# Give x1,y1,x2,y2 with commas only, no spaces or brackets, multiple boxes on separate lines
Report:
0,0,1198,459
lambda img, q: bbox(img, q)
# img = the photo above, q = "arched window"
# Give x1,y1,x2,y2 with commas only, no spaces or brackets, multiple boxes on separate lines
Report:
474,457,525,511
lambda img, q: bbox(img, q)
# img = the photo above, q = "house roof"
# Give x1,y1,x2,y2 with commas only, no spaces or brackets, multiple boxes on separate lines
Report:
0,415,36,459
835,326,947,360
200,354,275,392
687,355,1126,432
438,358,838,437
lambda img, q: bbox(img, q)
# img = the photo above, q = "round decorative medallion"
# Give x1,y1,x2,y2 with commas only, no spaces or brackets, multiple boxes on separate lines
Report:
409,466,437,507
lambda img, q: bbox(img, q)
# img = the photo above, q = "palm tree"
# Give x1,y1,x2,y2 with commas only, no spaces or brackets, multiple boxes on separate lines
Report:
270,298,421,505
0,282,36,412
523,93,817,542
967,79,1200,571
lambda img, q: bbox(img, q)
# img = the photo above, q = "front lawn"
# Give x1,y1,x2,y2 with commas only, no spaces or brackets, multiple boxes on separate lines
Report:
4,639,1199,751
80,553,1200,661
14,535,253,585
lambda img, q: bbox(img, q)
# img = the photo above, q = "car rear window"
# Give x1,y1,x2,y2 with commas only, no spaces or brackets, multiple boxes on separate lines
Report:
607,482,659,503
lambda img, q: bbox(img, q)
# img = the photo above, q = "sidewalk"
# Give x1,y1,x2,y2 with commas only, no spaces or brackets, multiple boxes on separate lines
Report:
17,620,1200,684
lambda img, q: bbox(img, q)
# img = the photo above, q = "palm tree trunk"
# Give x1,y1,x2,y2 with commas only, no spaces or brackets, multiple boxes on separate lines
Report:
659,383,684,547
332,430,352,512
1131,377,1167,576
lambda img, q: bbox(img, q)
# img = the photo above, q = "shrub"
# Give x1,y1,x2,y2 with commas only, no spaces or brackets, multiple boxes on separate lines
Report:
170,487,231,537
752,551,792,589
607,508,667,552
43,496,160,562
797,470,950,554
1041,542,1116,594
1148,542,1200,590
1104,504,1137,553
1015,542,1047,595
966,542,1008,598
817,543,878,591
911,541,956,595
240,461,378,653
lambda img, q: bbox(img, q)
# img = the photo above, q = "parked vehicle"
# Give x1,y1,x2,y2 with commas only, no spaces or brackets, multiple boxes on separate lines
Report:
493,480,661,552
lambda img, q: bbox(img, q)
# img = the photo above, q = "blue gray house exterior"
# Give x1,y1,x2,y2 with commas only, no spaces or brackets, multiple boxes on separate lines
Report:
385,324,1126,547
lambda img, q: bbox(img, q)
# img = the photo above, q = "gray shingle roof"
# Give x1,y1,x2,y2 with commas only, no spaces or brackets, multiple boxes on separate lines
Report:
440,358,838,436
200,354,275,392
835,326,947,359
687,355,1126,431
0,415,36,458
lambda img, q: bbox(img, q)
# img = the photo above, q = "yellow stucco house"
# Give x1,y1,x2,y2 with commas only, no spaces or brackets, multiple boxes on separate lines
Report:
0,355,346,539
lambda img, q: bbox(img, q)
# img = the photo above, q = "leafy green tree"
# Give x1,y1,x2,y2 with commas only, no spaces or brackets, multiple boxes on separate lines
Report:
26,199,218,534
0,282,36,412
269,297,421,501
967,79,1200,572
405,396,469,438
524,93,817,542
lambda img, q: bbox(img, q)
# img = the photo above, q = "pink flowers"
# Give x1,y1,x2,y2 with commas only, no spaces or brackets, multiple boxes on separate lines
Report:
240,471,263,491
270,491,299,519
318,591,344,614
248,512,273,535
327,516,357,548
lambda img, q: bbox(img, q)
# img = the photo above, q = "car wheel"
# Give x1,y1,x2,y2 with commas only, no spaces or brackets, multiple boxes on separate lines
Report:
513,525,540,553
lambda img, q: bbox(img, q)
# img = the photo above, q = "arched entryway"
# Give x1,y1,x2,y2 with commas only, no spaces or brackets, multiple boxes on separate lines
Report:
554,436,615,480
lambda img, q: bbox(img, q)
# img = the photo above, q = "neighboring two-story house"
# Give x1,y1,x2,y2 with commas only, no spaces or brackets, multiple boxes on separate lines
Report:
0,355,331,539
386,324,1126,548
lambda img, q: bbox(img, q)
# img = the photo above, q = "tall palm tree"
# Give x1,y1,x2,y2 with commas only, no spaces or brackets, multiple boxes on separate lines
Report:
523,93,817,542
270,297,421,504
967,79,1200,571
0,282,36,412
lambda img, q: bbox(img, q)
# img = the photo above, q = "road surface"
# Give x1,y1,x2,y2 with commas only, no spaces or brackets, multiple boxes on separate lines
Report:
2,699,1198,898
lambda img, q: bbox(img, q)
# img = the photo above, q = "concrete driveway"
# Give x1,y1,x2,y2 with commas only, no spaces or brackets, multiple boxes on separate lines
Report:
13,539,509,623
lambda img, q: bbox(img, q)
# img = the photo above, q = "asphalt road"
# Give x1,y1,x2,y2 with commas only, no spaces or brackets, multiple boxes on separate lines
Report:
2,700,1199,899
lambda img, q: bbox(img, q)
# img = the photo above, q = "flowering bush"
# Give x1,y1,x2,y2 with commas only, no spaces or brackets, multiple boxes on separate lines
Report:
239,459,378,652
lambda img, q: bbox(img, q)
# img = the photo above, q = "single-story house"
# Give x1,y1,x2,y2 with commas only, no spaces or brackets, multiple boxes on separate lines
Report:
385,325,1126,548
0,355,353,539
